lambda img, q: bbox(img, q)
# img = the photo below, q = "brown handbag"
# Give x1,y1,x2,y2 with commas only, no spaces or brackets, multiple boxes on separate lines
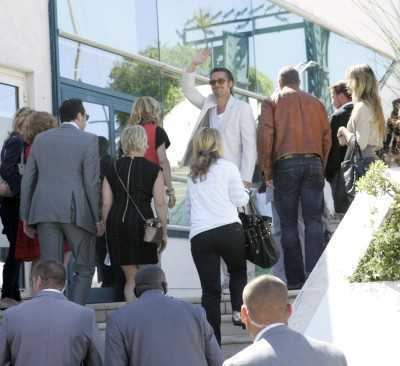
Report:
114,162,163,245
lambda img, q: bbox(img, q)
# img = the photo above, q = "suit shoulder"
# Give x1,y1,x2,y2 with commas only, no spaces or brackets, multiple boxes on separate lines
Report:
224,339,275,366
307,336,347,361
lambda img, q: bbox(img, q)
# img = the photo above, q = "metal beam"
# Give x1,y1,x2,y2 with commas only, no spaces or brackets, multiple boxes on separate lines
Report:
185,22,305,46
183,11,290,32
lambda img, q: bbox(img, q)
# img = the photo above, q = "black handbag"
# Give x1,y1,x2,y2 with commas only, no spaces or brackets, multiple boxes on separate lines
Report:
238,194,279,268
340,139,366,199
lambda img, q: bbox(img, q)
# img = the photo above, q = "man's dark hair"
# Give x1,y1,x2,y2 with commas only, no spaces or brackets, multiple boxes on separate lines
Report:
31,260,66,289
134,265,167,297
59,99,85,122
210,67,235,94
330,81,352,99
278,66,300,87
98,136,110,158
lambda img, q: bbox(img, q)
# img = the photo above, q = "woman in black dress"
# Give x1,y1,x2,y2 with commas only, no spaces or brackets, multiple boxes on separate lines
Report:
102,125,168,302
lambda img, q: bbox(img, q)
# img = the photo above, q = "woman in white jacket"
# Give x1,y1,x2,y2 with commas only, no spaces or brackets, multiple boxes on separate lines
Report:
186,128,249,345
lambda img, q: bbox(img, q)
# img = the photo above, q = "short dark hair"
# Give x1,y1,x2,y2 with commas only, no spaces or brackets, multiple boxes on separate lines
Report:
31,260,66,289
330,81,351,99
278,66,300,87
59,99,85,122
210,67,235,94
134,265,167,297
98,136,110,158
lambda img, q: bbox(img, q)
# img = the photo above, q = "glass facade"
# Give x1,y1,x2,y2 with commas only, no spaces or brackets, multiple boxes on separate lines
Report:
55,0,389,227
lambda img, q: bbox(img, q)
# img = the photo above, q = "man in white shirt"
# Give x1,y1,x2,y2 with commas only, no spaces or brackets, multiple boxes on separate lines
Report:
182,50,257,295
0,260,104,366
223,275,347,366
182,49,257,187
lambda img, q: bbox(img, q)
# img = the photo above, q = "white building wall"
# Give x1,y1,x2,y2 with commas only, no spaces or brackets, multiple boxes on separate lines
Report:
0,0,52,111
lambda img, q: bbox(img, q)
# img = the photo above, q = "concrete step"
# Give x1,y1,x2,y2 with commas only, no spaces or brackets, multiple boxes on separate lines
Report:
87,289,300,323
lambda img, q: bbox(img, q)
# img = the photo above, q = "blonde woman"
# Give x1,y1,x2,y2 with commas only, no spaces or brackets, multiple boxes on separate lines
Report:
337,64,385,169
129,96,175,208
102,125,167,302
186,128,249,345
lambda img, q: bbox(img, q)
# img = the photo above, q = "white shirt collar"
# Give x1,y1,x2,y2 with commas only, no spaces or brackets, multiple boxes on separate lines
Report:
62,121,81,130
342,101,353,108
42,288,63,294
254,323,285,342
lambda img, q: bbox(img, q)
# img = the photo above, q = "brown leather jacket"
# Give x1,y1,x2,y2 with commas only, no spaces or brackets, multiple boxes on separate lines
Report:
258,86,331,180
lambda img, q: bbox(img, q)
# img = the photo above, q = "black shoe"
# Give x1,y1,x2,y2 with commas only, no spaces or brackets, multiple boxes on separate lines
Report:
232,311,245,329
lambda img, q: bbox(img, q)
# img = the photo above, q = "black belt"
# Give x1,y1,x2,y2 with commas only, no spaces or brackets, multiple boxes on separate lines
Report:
278,153,320,161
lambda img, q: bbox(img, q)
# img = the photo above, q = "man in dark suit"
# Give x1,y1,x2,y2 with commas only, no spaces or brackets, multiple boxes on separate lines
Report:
20,99,104,305
223,275,347,366
325,82,353,214
105,265,223,366
0,260,104,366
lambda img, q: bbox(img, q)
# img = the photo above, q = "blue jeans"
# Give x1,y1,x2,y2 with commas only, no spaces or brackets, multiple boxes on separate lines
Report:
273,155,324,285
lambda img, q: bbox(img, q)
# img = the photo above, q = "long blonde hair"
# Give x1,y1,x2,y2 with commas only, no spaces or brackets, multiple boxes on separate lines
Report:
346,64,385,138
190,128,223,183
128,96,162,127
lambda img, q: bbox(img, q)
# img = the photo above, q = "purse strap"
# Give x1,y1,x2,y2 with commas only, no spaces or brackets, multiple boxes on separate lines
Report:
113,161,146,222
239,191,260,216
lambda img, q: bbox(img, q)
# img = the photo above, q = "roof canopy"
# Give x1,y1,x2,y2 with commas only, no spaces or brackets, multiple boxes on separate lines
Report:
272,0,399,60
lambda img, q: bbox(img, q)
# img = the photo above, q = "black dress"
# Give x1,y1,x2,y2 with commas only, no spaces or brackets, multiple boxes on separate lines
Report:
105,157,161,265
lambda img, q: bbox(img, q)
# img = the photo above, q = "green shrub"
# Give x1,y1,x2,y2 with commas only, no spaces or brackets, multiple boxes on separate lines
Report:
350,161,400,282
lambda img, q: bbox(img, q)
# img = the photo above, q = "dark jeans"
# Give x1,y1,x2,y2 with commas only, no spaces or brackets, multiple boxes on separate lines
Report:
274,155,325,286
191,222,247,345
0,200,21,301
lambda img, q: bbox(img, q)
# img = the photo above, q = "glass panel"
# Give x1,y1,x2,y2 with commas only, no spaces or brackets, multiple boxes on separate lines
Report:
0,83,18,146
83,102,110,138
57,0,158,55
59,38,163,99
157,0,273,93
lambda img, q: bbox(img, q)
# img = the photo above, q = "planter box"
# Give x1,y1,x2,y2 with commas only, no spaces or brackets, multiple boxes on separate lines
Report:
289,188,395,365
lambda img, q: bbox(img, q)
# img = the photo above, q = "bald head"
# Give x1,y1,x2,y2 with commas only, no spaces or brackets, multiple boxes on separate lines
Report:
243,275,289,324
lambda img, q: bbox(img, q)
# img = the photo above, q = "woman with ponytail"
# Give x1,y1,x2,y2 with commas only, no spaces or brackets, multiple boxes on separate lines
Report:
186,127,249,345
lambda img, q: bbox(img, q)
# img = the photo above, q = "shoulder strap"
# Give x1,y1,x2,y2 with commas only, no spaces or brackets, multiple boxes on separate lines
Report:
113,161,146,222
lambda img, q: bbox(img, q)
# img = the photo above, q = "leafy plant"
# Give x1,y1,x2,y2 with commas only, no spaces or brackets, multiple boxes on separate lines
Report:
350,160,400,282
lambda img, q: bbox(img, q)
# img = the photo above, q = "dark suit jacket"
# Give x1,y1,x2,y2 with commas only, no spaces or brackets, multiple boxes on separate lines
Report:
0,133,24,196
325,102,353,182
105,289,223,366
0,290,104,366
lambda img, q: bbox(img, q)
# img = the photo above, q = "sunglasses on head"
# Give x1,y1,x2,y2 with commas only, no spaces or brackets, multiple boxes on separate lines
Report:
209,78,227,86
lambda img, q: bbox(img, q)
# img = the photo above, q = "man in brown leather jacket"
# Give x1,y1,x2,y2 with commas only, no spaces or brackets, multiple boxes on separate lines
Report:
258,66,331,288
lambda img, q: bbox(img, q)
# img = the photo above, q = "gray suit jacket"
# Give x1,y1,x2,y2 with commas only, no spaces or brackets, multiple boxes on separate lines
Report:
105,290,223,366
20,124,100,234
223,325,347,366
0,290,104,366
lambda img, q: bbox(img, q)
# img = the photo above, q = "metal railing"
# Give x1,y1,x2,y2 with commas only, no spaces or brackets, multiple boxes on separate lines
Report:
59,31,267,101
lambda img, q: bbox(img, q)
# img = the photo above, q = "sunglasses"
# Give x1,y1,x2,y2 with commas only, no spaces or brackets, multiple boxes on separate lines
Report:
85,114,90,121
209,78,227,86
